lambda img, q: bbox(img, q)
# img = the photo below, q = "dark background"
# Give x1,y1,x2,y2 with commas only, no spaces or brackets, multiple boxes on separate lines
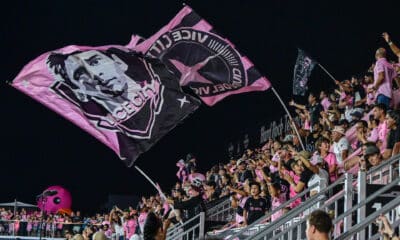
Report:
1,0,399,214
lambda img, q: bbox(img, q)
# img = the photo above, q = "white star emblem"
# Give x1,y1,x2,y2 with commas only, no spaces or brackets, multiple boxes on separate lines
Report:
177,96,190,108
22,80,30,88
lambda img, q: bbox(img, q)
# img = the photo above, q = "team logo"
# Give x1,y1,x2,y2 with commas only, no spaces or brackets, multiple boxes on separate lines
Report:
47,47,163,139
145,28,247,97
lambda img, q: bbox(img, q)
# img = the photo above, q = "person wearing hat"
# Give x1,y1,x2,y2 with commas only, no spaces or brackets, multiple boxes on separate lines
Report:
363,144,389,184
364,144,383,168
350,111,363,124
235,158,253,184
331,125,350,175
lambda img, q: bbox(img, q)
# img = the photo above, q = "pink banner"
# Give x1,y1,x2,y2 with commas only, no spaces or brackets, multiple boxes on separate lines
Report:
134,5,271,106
12,44,200,166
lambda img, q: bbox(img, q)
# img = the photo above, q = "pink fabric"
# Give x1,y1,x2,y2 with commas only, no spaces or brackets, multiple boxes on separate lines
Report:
255,169,264,181
377,121,389,151
138,212,148,232
134,6,271,106
366,83,377,106
374,58,396,98
124,219,137,239
271,193,286,222
320,97,331,111
324,153,338,183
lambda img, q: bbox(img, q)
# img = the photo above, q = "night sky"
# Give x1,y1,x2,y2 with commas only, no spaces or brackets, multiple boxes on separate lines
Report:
1,0,399,214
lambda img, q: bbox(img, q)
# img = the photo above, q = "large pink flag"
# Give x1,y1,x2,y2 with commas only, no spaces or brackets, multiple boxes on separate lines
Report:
134,5,271,106
12,44,200,166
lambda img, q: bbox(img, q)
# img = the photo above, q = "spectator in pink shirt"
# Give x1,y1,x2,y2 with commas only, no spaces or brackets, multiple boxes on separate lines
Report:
319,90,332,112
316,138,338,183
372,103,389,151
369,48,396,108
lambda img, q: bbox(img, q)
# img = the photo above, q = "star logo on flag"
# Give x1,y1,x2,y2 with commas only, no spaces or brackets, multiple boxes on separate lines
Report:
169,55,217,86
177,96,190,108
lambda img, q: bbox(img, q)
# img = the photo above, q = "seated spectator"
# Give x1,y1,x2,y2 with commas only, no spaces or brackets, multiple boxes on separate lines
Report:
243,182,270,226
306,210,333,240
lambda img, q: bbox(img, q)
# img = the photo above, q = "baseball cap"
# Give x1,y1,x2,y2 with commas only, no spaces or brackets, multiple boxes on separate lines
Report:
364,145,380,158
350,111,363,119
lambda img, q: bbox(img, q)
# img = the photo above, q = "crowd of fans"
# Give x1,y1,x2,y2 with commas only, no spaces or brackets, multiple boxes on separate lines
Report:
2,32,400,240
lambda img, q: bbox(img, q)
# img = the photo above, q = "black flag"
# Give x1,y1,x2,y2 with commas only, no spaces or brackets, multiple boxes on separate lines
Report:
293,49,317,96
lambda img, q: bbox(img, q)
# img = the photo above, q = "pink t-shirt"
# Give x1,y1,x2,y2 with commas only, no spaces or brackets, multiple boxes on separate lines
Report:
374,58,396,98
138,212,148,233
124,219,137,239
377,120,389,151
320,97,331,111
271,193,286,222
324,153,338,183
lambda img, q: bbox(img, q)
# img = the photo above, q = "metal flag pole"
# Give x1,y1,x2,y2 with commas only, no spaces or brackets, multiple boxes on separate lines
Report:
270,87,306,151
134,165,184,224
317,63,337,84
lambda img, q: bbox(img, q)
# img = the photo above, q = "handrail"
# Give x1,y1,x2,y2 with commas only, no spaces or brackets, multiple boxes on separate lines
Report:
224,181,322,239
167,212,205,240
336,196,400,240
366,153,400,175
225,175,347,240
333,176,400,225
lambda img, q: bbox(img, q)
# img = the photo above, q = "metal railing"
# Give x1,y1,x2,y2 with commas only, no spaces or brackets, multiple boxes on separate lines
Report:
366,153,400,184
167,212,205,240
206,197,235,222
243,174,352,240
0,220,88,238
222,178,330,240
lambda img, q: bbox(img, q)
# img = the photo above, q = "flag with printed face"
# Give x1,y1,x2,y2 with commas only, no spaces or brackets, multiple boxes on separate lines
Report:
134,5,271,106
12,44,200,167
293,49,317,96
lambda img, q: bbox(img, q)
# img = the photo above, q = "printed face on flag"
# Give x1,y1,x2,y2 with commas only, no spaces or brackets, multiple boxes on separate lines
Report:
13,46,200,166
48,48,162,138
135,6,271,106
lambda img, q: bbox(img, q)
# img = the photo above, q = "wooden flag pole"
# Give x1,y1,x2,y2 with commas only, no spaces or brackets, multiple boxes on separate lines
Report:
271,87,306,151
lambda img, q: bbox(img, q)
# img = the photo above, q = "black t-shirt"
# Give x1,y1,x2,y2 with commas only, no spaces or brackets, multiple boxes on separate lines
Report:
237,169,253,183
244,197,270,225
352,85,366,108
387,127,400,149
300,168,314,185
283,159,295,172
307,103,323,126
72,216,82,223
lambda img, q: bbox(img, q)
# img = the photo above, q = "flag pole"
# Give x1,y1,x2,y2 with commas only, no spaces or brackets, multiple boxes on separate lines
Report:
317,63,337,84
134,165,183,224
271,87,306,151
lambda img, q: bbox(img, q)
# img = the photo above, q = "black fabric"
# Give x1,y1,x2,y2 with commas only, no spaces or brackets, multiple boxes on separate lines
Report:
243,197,270,225
387,127,400,149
